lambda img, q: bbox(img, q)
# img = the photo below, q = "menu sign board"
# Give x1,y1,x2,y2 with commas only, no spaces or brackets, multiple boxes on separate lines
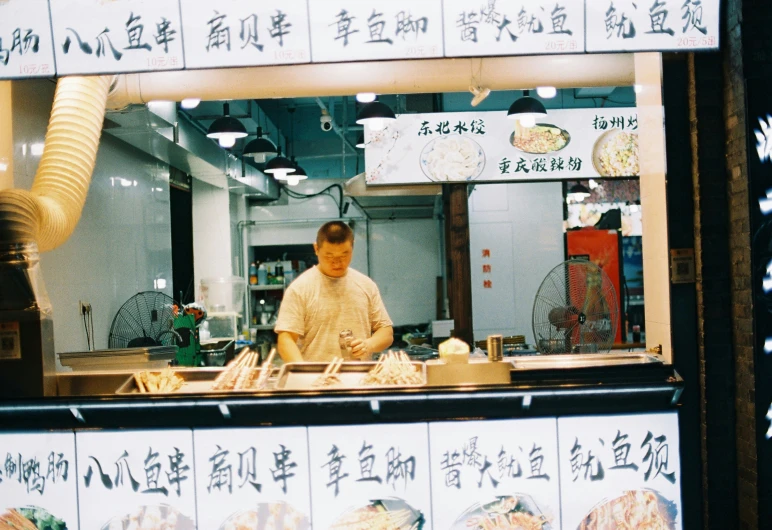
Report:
308,0,444,63
744,77,772,526
365,108,640,185
586,0,720,52
429,419,561,529
76,430,197,530
442,0,584,57
193,427,311,530
0,432,78,530
558,413,682,529
180,0,311,69
0,0,56,79
50,0,185,75
308,423,432,530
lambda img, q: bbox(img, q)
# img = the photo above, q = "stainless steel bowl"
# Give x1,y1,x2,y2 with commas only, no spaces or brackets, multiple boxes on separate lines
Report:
204,349,227,367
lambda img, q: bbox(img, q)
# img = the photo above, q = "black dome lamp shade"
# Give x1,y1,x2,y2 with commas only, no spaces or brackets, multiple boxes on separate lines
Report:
243,127,277,162
207,102,247,148
263,146,296,176
356,101,396,131
507,90,547,128
285,156,308,186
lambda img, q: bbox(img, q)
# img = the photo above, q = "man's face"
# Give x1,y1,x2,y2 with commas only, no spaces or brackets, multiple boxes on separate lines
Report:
314,240,353,278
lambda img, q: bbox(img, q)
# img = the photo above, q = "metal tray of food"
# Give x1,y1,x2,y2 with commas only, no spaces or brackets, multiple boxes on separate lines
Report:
275,362,426,391
509,353,662,371
115,367,279,395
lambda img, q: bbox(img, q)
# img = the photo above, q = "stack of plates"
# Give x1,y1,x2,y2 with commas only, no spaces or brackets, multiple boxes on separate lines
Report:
58,346,178,371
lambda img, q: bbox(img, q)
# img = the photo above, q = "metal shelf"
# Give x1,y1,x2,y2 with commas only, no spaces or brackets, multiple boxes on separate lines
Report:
249,284,285,291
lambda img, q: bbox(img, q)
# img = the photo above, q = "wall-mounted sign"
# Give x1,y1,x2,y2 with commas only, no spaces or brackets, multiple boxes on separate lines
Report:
2,0,721,80
308,0,444,63
308,423,433,529
558,413,682,529
51,0,185,76
0,0,56,79
181,0,311,69
76,430,197,530
0,432,78,530
365,108,640,185
442,0,585,57
586,0,720,52
193,427,311,530
429,419,561,529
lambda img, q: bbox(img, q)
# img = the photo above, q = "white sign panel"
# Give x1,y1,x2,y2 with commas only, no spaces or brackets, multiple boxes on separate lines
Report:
0,432,78,529
0,0,56,79
443,0,584,57
586,0,720,52
76,430,196,530
430,419,561,529
194,427,311,530
308,423,432,529
365,108,640,185
51,0,184,75
558,412,683,529
180,0,311,69
308,0,444,63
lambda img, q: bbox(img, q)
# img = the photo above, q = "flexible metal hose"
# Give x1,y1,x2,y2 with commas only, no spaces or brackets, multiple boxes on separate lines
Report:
0,75,111,251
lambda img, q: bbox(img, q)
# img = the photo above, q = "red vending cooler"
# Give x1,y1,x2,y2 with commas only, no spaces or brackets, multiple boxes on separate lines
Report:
566,227,626,344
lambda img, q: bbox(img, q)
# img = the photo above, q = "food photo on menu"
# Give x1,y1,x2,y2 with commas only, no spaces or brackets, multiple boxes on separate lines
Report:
0,506,68,530
450,495,551,530
327,498,424,530
218,502,310,530
100,505,194,530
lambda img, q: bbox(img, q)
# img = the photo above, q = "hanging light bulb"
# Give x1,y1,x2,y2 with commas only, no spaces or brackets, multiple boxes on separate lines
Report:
218,135,236,148
286,175,301,186
243,126,277,162
356,92,377,103
507,90,547,126
519,115,536,128
567,182,592,202
181,98,201,109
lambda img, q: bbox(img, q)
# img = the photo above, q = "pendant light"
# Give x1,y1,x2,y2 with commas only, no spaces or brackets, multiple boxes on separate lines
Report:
356,100,396,131
356,134,366,149
507,90,547,128
567,181,592,202
243,127,277,163
206,102,248,147
243,107,278,162
263,145,295,178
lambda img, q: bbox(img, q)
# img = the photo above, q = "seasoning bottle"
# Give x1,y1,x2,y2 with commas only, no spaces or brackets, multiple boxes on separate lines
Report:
249,262,258,285
487,334,503,362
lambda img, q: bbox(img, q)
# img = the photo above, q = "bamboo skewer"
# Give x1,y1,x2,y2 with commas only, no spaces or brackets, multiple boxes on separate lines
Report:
211,347,251,390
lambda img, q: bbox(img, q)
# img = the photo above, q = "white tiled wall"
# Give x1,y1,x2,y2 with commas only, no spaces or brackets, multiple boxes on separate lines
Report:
469,182,565,343
12,80,173,355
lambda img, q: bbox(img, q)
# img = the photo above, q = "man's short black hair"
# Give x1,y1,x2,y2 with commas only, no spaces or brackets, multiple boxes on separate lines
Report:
317,221,354,247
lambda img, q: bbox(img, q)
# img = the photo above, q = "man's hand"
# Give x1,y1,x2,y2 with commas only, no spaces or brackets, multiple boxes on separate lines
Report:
350,338,370,359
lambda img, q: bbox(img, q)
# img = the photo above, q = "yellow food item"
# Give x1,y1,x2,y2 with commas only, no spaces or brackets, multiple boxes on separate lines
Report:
512,126,568,154
579,490,672,530
135,368,184,394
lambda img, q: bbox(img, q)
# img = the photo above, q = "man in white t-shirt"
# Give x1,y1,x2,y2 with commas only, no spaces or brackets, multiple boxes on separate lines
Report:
275,221,393,363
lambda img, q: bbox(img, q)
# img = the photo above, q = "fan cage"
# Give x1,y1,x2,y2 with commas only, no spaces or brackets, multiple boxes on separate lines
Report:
108,291,178,349
532,260,619,354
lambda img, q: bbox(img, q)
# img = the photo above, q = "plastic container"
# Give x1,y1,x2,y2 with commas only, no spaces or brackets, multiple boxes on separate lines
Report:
200,276,246,314
206,312,239,340
257,264,268,286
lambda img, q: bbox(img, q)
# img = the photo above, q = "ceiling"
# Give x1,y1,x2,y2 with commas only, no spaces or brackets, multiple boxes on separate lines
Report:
179,87,636,183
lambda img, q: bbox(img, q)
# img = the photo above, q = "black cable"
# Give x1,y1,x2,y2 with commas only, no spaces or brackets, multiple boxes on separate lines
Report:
88,309,95,350
280,183,346,217
82,311,90,350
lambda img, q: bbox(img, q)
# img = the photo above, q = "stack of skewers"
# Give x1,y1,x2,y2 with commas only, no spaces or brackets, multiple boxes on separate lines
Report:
312,357,344,388
361,351,424,386
211,348,276,391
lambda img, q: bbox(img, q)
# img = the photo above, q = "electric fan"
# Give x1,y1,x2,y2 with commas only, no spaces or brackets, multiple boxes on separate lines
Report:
108,291,179,348
532,259,619,354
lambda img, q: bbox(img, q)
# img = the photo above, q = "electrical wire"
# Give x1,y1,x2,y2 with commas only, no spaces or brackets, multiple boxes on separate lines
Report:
82,310,91,350
279,183,345,217
88,308,95,351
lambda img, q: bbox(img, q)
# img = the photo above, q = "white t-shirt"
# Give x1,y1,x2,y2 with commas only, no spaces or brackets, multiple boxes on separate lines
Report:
274,266,393,362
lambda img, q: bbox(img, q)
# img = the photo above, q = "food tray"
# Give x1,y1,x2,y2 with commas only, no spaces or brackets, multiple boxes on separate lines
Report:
115,367,279,394
275,362,426,391
510,353,662,370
